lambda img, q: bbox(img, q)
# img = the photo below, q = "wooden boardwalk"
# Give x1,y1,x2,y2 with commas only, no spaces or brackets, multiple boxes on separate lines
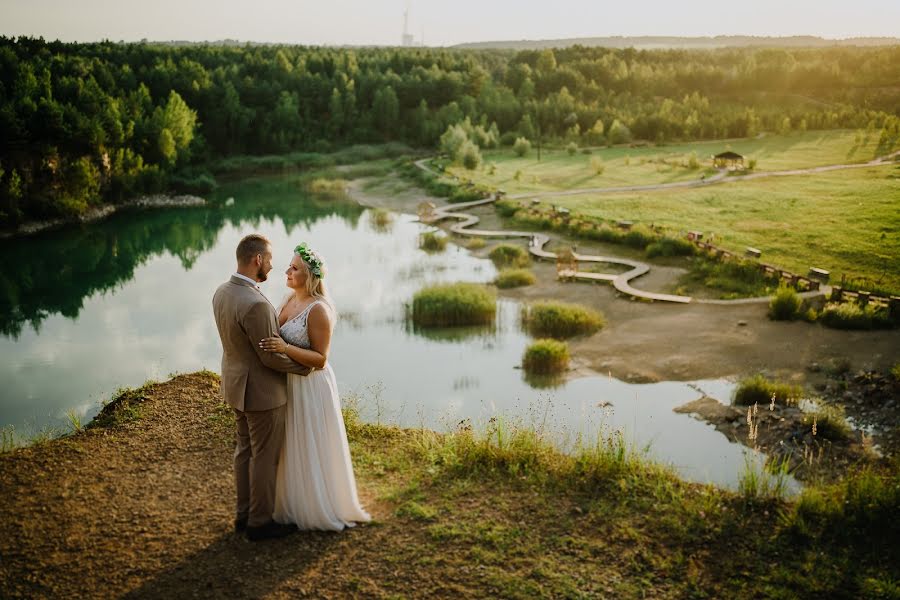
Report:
413,158,840,305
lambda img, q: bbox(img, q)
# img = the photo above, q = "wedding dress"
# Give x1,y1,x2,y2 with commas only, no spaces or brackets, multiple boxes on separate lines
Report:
273,298,370,531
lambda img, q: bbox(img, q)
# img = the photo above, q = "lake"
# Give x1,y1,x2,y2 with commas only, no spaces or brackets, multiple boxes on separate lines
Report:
0,174,783,488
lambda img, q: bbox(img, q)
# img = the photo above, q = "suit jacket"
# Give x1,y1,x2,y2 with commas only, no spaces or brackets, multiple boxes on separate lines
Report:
212,276,310,412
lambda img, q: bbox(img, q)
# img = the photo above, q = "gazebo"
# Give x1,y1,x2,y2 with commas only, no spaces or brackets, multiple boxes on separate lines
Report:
712,151,745,170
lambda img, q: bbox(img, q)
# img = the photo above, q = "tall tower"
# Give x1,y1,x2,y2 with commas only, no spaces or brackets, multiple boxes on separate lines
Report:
402,1,414,46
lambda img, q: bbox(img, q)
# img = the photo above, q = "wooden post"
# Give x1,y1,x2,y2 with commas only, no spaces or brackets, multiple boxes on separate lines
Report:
889,297,900,320
857,291,870,307
830,287,843,302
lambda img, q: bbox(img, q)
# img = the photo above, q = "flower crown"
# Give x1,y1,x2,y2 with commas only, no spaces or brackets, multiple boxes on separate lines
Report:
294,242,324,278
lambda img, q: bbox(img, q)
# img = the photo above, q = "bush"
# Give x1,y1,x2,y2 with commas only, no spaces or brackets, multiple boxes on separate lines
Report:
419,231,448,253
513,137,531,157
892,362,900,381
459,140,482,170
566,142,578,156
466,237,486,250
411,283,496,327
488,243,530,268
495,199,522,218
495,268,537,289
645,237,695,258
819,301,895,330
521,301,605,339
369,208,393,230
522,339,570,374
733,374,802,406
769,285,804,320
590,157,605,175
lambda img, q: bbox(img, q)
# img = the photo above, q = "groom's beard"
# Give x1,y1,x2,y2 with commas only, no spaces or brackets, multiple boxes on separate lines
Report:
256,267,268,282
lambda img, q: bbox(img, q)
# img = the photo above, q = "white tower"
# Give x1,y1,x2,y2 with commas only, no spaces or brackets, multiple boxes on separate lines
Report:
402,1,415,46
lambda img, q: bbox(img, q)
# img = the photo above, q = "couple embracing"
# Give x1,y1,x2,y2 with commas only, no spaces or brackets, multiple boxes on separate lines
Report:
212,234,370,541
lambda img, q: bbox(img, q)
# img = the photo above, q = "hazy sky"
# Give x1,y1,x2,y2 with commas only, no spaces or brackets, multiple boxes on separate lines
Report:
2,0,898,46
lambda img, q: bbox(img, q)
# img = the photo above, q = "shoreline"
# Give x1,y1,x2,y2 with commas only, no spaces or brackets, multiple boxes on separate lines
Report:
0,193,207,240
0,371,895,598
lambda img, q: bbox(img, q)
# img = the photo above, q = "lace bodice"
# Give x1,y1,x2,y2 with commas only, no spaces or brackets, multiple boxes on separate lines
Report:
279,300,325,349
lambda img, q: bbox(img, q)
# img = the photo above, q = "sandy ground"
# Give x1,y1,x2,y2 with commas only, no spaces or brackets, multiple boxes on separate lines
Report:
352,176,900,387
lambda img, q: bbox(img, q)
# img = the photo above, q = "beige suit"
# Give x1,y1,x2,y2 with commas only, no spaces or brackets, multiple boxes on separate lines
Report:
212,275,310,527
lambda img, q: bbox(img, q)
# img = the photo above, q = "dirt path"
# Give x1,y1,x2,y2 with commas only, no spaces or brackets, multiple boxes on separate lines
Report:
352,179,899,384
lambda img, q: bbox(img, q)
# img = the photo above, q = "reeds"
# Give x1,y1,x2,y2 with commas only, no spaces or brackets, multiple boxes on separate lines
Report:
494,268,536,289
419,231,448,253
768,285,804,320
411,283,497,327
733,374,801,406
488,243,531,268
520,301,605,339
522,339,570,375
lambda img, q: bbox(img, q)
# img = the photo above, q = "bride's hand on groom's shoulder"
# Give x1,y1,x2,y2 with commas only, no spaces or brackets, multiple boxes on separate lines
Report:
259,336,287,353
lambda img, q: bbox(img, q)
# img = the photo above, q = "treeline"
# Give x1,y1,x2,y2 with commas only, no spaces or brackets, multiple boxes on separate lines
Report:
2,37,899,227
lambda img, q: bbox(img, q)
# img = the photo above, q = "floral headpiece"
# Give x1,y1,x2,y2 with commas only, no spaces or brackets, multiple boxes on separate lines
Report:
294,242,324,278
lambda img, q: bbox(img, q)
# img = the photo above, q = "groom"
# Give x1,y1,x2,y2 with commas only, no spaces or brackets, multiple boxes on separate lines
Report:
212,233,310,541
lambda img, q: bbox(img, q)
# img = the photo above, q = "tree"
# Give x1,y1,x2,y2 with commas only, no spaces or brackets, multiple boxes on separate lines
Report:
459,140,482,170
513,137,531,157
607,119,632,145
372,86,399,137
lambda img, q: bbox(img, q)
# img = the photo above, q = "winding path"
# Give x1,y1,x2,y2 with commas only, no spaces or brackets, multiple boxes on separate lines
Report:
411,153,900,304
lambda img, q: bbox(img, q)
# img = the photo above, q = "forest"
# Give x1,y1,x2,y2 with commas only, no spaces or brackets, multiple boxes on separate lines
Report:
1,37,899,226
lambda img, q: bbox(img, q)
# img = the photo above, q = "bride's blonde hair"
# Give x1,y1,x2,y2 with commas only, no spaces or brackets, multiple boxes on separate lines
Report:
294,245,336,314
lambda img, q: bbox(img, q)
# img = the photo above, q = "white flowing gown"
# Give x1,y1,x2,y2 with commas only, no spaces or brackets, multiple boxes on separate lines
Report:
273,297,370,531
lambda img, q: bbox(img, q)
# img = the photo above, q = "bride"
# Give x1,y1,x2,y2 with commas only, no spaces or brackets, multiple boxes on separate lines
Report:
258,242,370,531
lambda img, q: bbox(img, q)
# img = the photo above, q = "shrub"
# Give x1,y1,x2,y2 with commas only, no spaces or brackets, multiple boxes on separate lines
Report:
411,283,496,327
566,142,578,156
733,374,802,406
769,285,804,320
488,243,530,268
522,339,570,374
687,151,700,169
590,157,605,175
580,148,593,155
466,237,486,250
495,199,522,218
369,208,393,229
419,231,448,253
513,137,531,157
892,362,900,381
819,301,895,330
495,268,536,289
460,140,482,170
521,301,605,339
645,237,695,258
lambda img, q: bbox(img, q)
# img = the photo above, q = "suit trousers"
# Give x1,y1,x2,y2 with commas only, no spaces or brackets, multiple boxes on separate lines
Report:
234,405,286,527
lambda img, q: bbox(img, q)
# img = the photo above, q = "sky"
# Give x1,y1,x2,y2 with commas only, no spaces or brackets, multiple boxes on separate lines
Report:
1,0,898,47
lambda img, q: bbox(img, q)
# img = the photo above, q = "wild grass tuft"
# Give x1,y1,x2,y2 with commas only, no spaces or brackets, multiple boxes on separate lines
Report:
369,208,393,230
411,283,496,327
1,426,17,453
786,468,899,555
304,177,349,200
768,285,805,320
494,268,536,289
466,237,487,250
65,409,83,433
733,374,802,406
90,383,153,429
892,362,900,381
488,243,531,268
644,237,695,258
522,339,570,374
521,301,605,339
819,301,896,330
738,453,792,502
803,401,854,442
419,231,448,253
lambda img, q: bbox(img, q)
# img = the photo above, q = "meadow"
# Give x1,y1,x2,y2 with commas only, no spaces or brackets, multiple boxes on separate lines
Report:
445,130,888,195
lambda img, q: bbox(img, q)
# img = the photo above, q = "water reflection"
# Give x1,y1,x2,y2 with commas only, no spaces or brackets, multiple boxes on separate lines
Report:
0,174,791,489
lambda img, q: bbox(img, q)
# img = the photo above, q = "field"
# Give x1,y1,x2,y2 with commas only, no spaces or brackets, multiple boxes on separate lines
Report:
444,131,900,293
445,130,889,195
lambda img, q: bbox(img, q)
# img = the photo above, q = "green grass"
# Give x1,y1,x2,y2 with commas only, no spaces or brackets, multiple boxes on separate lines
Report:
411,283,497,327
733,374,803,406
803,402,854,442
89,383,154,429
521,301,606,339
487,243,531,268
556,166,900,294
522,339,570,375
449,130,887,194
419,231,448,253
819,301,897,330
494,268,536,289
